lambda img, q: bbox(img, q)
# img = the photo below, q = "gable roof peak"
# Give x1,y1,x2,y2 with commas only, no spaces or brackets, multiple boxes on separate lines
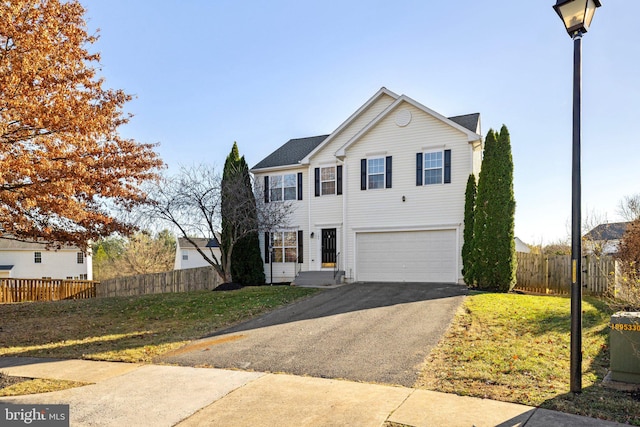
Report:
335,94,482,157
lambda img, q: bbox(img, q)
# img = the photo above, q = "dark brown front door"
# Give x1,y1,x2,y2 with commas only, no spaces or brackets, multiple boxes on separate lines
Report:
321,228,337,268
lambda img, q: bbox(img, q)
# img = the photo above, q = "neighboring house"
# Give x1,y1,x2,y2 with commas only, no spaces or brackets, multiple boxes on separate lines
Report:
0,238,92,280
251,87,483,283
515,237,531,253
174,237,221,270
584,222,629,255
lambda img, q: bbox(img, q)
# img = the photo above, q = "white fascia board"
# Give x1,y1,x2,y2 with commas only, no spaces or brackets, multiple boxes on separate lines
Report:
336,95,482,157
299,87,400,165
250,164,304,174
351,223,462,232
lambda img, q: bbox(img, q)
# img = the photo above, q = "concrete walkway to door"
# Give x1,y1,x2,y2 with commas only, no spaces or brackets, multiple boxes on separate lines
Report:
157,282,466,387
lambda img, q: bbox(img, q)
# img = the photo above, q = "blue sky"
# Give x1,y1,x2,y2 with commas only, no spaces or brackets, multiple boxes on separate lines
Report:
81,1,639,244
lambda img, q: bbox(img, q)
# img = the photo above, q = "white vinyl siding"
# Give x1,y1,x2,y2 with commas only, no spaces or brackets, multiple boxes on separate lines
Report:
254,167,309,281
344,103,471,283
253,92,479,284
0,248,92,280
308,94,396,231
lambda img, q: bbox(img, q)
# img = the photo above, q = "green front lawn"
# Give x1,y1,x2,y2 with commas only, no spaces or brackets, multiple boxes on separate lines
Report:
416,292,640,426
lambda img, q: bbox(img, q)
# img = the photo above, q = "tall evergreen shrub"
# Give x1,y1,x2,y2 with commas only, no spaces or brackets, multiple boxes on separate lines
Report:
462,174,477,285
472,126,516,291
222,143,265,285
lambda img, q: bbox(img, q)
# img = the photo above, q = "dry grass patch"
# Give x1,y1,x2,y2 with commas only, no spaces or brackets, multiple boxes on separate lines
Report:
416,292,640,426
0,286,319,363
0,375,88,397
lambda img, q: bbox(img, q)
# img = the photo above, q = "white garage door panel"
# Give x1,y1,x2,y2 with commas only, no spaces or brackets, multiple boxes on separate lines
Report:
356,230,457,283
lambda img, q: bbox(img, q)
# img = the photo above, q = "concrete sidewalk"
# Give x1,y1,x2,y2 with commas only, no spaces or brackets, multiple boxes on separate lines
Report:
0,357,630,427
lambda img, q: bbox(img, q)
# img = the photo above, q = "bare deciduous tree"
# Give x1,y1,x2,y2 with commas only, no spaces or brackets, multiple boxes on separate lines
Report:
617,194,640,222
139,164,293,282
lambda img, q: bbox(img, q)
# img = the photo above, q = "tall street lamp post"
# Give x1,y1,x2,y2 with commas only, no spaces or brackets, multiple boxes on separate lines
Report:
552,0,601,394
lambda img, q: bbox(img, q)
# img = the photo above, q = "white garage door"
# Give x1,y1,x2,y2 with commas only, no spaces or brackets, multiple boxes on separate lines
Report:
356,230,457,283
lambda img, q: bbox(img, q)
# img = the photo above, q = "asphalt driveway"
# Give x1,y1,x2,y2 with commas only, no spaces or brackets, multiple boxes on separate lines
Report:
157,282,467,387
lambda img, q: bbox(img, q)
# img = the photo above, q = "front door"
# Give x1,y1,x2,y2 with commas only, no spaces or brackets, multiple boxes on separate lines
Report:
321,228,337,268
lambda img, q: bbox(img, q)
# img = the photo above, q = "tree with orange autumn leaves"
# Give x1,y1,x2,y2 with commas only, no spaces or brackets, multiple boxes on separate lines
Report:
0,0,162,248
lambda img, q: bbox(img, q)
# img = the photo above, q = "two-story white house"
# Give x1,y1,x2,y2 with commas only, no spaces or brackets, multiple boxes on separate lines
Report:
0,238,92,280
251,87,483,284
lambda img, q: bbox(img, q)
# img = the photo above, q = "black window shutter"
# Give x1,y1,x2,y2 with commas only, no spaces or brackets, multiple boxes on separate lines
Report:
298,230,303,263
360,159,367,190
416,153,423,186
297,172,303,200
336,165,343,195
314,168,320,197
444,149,452,184
385,156,392,188
264,232,270,264
264,176,270,203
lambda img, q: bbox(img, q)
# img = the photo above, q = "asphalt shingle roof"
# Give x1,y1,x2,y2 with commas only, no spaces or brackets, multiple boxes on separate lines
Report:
0,238,79,250
251,135,330,170
448,113,480,133
253,112,480,171
584,222,630,241
178,237,219,249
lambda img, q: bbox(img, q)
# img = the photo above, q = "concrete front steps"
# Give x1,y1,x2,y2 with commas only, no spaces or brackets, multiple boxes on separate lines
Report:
292,270,345,288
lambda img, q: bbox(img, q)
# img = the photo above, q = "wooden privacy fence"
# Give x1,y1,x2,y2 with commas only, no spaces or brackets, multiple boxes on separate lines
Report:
97,266,222,298
515,252,615,296
0,279,98,303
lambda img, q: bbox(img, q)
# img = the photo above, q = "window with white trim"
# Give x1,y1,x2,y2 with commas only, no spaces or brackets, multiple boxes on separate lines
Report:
269,174,297,202
367,158,385,189
182,251,188,261
34,252,42,264
77,252,84,264
320,167,336,195
272,231,298,263
423,151,443,185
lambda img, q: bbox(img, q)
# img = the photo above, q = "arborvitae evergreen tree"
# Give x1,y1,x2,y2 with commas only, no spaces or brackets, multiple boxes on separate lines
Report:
222,143,265,285
462,174,477,285
221,142,240,265
472,126,516,292
496,126,517,290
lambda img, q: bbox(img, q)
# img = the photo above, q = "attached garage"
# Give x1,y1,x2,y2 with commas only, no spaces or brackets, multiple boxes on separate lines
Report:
355,230,458,283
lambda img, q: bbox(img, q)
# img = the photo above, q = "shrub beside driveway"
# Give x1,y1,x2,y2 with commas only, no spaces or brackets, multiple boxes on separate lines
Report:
416,292,640,426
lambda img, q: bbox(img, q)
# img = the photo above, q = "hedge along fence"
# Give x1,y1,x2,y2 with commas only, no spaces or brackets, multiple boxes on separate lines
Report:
0,279,97,303
97,266,222,298
515,252,615,296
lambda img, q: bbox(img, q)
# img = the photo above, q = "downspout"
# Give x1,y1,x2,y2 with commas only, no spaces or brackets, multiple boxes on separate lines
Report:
307,163,312,271
341,159,348,281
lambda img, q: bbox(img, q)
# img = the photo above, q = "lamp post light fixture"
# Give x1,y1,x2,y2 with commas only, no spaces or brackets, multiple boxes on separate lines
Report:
553,0,601,394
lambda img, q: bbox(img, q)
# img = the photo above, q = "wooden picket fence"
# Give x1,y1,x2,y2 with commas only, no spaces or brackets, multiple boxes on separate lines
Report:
515,252,615,296
97,266,222,298
0,278,98,303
